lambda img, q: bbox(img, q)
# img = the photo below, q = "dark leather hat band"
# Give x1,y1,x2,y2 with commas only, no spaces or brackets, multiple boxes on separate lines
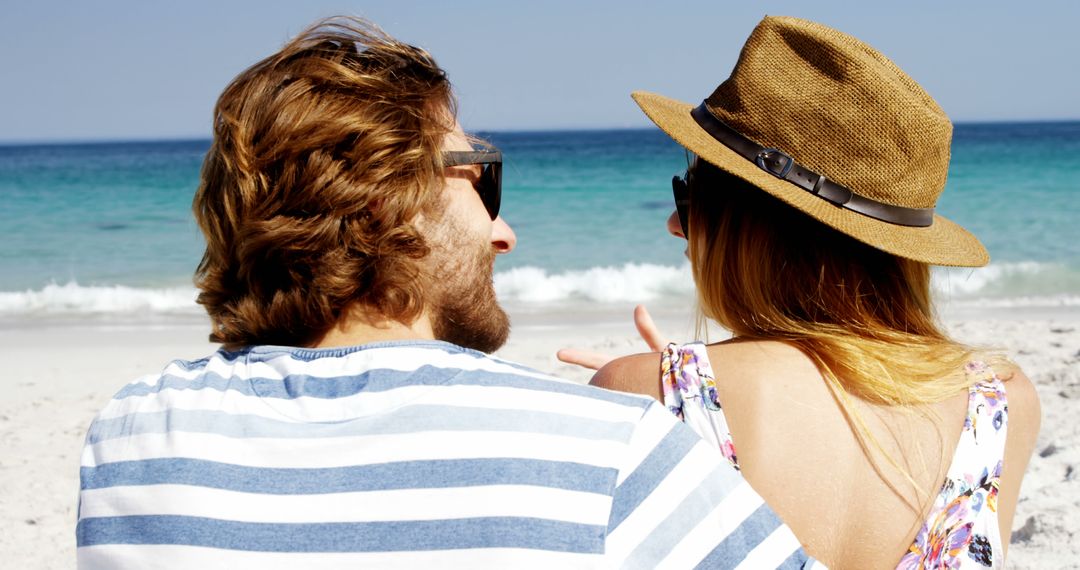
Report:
690,103,935,227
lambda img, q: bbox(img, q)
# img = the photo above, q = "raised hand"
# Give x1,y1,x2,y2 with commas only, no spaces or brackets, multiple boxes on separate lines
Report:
556,305,670,371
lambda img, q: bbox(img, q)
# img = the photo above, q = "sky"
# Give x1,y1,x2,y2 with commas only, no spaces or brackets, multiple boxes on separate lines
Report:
2,1,1079,143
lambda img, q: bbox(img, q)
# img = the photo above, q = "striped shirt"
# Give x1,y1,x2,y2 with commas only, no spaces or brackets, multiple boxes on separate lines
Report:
77,340,815,568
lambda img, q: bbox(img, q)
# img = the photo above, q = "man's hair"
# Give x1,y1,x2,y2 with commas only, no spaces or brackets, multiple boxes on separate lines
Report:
193,17,455,347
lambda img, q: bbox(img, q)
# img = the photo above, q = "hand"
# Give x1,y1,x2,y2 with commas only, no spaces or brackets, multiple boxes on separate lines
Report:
556,305,670,371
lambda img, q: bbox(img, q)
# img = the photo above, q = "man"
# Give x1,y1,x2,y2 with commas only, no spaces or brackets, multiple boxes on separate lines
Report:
76,17,816,568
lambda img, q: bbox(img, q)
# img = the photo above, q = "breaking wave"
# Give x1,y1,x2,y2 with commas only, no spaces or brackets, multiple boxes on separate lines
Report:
2,261,1077,316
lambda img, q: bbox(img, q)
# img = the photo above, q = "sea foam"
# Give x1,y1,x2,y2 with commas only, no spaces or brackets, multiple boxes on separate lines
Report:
0,261,1077,316
933,261,1080,299
0,281,200,315
495,263,695,303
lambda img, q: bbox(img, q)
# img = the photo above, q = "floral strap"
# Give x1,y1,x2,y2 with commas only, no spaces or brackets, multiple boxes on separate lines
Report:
660,342,739,469
897,362,1008,569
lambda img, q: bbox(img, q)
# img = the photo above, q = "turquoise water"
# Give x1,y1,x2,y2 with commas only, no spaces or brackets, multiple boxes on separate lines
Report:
0,141,206,289
1,123,1078,315
944,122,1080,265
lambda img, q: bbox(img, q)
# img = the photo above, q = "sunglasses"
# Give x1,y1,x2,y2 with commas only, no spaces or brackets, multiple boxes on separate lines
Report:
671,153,696,236
443,148,502,220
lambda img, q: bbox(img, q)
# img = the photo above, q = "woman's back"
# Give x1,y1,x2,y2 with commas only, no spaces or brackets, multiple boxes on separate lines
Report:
592,14,1045,567
594,340,1040,568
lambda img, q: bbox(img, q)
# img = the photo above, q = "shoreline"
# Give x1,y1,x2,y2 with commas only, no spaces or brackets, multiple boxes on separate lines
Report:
1,307,1077,568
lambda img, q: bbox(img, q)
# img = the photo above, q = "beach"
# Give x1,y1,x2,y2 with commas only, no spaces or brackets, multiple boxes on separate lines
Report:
2,124,1077,566
1,304,1078,569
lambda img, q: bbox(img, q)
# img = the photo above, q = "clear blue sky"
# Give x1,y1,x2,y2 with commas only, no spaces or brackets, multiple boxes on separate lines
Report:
2,1,1078,142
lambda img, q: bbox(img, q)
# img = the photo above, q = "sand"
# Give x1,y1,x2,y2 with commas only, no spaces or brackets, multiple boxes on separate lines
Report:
1,305,1077,568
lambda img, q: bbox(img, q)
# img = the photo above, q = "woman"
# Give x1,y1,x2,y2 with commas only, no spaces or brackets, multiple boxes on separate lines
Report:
574,16,1040,569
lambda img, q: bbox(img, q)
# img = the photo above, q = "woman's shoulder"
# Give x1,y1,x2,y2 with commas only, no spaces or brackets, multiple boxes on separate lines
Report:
704,339,823,388
996,362,1041,439
590,339,819,401
591,351,664,401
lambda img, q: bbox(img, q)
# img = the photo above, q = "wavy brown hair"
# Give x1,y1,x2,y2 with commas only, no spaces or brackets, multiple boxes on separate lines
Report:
193,17,455,346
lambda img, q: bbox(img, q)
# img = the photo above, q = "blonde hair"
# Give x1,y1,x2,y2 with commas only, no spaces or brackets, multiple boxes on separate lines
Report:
193,17,455,347
687,161,991,405
685,161,1011,504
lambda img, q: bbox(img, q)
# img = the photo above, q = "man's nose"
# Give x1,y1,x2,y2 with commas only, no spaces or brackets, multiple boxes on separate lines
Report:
491,216,517,253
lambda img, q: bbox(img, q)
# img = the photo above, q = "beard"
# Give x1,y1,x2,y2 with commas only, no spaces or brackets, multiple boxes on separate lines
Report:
426,220,511,354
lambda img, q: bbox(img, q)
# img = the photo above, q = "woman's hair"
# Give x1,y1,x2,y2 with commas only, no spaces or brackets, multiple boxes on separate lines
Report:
193,17,455,347
686,160,989,406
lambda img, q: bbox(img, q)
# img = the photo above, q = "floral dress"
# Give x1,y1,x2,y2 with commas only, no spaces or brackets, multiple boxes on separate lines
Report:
660,343,1008,569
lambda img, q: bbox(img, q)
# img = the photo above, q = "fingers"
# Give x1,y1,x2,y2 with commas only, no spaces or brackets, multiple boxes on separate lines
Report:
556,348,614,371
557,305,669,372
633,304,669,352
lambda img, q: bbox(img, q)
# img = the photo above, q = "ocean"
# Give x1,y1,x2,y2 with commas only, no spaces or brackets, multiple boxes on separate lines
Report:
1,123,1078,320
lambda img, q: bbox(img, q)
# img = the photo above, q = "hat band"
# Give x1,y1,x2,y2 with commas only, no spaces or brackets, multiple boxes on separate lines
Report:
691,103,935,228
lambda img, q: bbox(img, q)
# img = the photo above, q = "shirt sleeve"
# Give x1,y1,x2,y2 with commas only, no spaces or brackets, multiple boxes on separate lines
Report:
604,400,817,569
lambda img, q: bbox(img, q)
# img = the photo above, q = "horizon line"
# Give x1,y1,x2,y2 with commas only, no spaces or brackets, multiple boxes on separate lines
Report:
3,117,1080,147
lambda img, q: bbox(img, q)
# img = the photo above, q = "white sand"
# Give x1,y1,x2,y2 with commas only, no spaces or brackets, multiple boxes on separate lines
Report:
1,306,1077,568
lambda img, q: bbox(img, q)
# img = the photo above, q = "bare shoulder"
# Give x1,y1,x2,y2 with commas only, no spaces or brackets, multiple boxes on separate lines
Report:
707,339,822,387
991,363,1041,554
1000,364,1042,444
591,352,663,401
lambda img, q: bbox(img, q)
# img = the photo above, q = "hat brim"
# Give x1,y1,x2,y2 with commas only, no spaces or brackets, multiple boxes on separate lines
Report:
632,91,989,268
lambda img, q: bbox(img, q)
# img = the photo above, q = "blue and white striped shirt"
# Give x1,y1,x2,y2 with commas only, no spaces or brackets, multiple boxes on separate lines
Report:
77,340,814,568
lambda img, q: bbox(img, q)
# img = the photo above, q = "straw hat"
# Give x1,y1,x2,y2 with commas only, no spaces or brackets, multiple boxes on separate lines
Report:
633,16,988,267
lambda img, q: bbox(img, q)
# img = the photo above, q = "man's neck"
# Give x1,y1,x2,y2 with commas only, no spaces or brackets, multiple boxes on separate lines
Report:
312,309,435,349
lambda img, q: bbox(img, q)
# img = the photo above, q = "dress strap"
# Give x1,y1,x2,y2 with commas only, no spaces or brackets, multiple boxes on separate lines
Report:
660,342,739,468
898,362,1009,569
961,362,1009,462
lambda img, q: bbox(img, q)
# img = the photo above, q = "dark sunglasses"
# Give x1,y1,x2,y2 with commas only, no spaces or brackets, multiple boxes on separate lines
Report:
671,153,696,236
443,148,502,220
